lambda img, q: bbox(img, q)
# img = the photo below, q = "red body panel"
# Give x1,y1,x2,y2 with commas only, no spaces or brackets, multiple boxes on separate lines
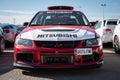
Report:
14,37,103,68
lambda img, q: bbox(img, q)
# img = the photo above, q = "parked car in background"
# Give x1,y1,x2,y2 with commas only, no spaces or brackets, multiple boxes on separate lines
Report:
0,27,5,53
0,24,18,43
105,19,120,33
113,24,120,54
95,20,113,44
16,26,26,35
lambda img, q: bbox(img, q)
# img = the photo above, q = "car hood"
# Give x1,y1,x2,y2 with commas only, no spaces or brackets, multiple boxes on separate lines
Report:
19,26,96,41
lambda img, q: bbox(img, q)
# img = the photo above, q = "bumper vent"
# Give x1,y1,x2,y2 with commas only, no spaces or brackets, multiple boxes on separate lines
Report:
16,52,33,62
82,53,99,63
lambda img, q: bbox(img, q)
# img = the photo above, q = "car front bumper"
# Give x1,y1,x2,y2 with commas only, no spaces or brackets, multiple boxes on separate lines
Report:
13,60,104,69
14,46,103,69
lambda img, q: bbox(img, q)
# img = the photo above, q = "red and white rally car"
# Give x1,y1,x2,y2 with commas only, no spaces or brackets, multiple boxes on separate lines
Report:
14,6,103,68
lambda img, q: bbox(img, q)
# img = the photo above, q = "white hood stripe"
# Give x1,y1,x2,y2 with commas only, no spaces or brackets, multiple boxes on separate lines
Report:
21,28,95,41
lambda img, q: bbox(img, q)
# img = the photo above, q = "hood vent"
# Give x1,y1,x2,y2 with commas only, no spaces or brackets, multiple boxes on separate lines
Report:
42,28,75,32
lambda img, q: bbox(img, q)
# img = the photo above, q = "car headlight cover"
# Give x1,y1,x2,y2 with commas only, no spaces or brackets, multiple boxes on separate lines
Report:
16,38,33,47
83,38,100,46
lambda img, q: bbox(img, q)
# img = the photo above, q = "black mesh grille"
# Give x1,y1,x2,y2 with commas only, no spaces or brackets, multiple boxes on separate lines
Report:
34,41,79,48
17,53,33,62
82,53,99,63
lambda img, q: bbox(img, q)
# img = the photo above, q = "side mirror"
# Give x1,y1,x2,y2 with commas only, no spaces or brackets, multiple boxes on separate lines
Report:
23,22,29,27
89,22,95,29
89,21,98,29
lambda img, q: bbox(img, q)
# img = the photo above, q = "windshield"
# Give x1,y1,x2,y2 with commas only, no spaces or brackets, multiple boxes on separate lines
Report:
30,11,89,26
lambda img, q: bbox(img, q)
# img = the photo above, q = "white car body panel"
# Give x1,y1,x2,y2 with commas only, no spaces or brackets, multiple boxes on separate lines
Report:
21,27,96,41
113,24,120,47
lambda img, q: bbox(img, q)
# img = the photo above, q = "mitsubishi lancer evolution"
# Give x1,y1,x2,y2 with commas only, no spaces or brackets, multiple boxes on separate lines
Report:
14,6,103,69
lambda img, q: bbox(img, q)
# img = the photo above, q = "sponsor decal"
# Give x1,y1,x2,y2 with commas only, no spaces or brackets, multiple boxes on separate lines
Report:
37,34,77,38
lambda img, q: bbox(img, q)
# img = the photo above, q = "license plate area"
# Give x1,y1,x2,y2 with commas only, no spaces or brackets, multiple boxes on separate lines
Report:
74,48,92,56
41,55,73,64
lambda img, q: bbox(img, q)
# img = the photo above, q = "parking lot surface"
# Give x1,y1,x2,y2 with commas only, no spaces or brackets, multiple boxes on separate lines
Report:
0,46,120,80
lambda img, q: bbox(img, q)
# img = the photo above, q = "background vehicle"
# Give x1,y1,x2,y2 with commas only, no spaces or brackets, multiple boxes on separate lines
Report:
95,19,120,44
0,26,5,53
113,24,120,54
105,19,120,33
95,20,113,44
0,24,18,43
16,26,26,36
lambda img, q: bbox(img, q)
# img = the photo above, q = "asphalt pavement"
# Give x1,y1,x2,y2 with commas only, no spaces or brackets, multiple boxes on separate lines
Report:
0,46,120,80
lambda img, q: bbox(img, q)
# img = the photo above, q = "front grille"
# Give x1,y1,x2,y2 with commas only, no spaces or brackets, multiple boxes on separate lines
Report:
40,51,74,54
34,41,79,48
41,55,73,64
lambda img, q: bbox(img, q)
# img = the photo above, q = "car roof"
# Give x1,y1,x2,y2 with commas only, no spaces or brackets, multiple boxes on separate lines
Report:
0,24,18,29
107,19,119,21
0,23,14,27
37,6,83,14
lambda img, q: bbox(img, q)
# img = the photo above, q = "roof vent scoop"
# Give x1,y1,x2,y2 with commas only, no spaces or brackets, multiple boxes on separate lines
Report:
48,6,74,10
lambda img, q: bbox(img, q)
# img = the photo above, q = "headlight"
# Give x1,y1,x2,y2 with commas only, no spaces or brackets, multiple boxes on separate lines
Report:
15,38,33,47
82,38,100,46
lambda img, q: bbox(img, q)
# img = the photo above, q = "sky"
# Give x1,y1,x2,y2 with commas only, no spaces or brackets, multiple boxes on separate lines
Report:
0,0,120,25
